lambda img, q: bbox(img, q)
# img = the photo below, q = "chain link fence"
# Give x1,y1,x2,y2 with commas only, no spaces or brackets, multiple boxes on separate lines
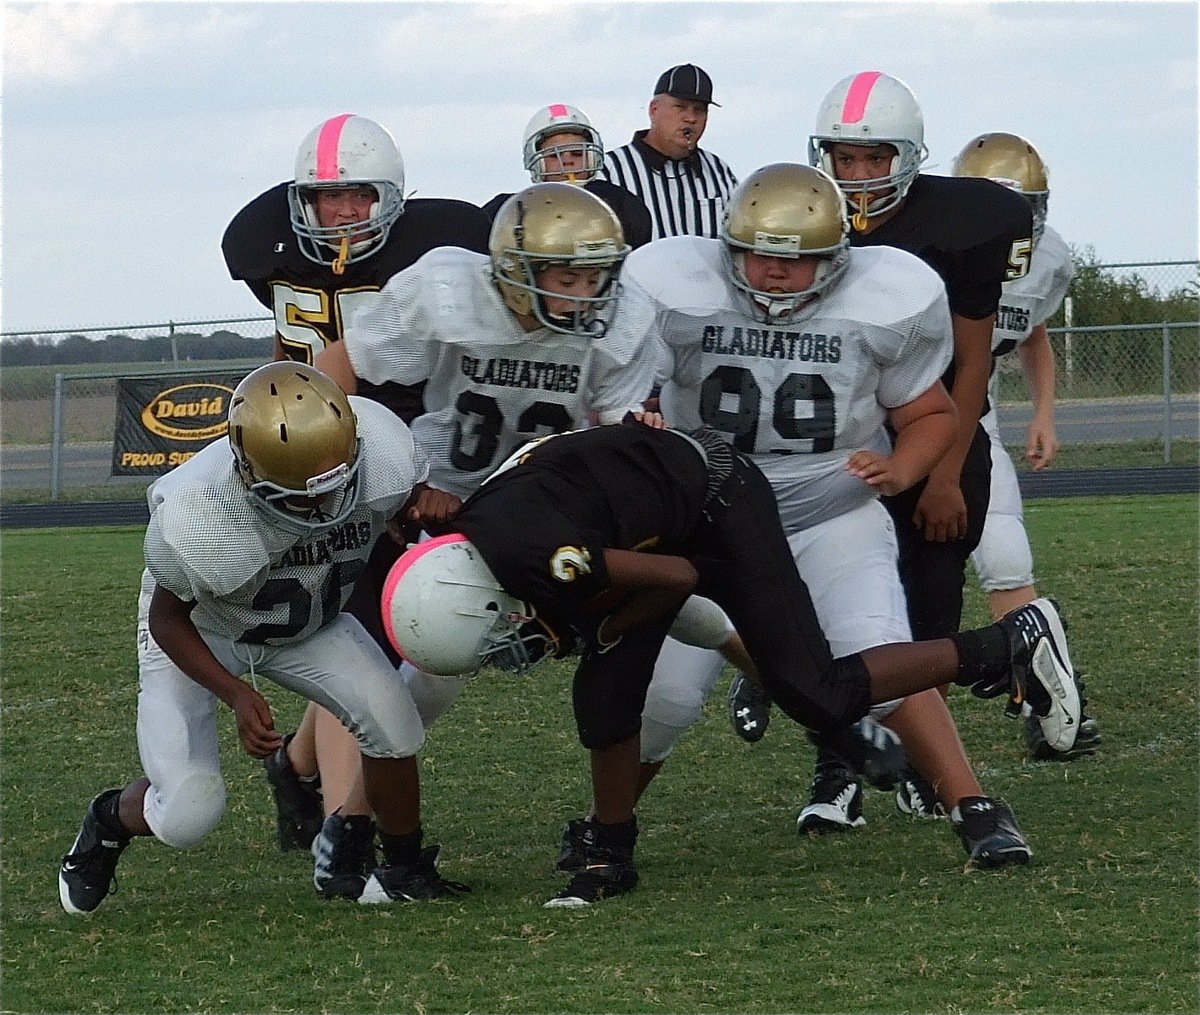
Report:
1,263,1196,500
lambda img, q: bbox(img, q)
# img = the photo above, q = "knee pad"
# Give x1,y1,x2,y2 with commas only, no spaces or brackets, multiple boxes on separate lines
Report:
669,596,736,650
640,713,692,764
404,664,470,728
146,771,226,850
640,676,710,763
972,513,1035,592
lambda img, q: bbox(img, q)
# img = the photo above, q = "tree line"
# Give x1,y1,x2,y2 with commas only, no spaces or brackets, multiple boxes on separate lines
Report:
0,330,274,367
0,252,1194,368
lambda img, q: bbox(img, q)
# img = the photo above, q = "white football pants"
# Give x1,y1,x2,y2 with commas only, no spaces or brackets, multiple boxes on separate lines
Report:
134,571,425,850
641,499,911,762
970,407,1035,592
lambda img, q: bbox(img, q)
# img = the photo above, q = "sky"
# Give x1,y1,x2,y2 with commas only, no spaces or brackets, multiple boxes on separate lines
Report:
1,0,1196,336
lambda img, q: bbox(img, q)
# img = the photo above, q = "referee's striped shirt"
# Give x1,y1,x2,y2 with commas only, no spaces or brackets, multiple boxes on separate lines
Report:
602,130,738,240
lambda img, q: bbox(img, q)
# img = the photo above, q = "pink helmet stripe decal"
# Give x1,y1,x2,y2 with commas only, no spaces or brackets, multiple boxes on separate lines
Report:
841,71,883,124
548,103,570,118
315,113,354,181
380,533,468,659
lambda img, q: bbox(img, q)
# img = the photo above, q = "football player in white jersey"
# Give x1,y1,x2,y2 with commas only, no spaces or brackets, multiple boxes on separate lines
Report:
304,182,662,893
953,133,1099,760
58,364,471,915
594,164,1038,866
318,182,658,496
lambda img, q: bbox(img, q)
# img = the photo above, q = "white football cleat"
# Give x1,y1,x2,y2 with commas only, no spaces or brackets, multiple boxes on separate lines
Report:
1000,598,1081,752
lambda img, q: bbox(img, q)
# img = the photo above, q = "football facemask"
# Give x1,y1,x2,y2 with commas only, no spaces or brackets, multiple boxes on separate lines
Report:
287,114,406,272
522,104,605,184
489,183,629,337
722,163,851,321
808,71,928,227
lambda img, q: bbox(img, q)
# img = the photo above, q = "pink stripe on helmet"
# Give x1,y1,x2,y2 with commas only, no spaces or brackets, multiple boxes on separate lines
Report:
548,103,570,118
380,533,469,660
315,113,355,181
841,71,883,124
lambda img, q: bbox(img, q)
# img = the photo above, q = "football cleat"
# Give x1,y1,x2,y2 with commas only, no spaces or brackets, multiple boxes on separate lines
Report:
1027,712,1102,760
358,846,470,904
59,789,131,915
998,598,1081,752
813,716,907,790
1026,673,1100,760
727,672,772,743
545,845,638,908
263,732,323,852
555,817,594,873
895,768,947,819
312,812,376,900
797,762,866,833
954,796,1032,868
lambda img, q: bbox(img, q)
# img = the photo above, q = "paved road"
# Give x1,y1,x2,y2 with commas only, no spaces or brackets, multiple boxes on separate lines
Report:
996,395,1198,446
7,397,1194,492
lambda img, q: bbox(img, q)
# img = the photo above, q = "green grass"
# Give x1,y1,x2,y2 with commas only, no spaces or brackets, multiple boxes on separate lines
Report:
2,496,1197,1013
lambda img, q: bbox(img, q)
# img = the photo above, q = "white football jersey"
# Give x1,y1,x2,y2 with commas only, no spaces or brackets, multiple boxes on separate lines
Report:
992,225,1073,355
143,397,428,644
341,246,658,497
625,237,952,531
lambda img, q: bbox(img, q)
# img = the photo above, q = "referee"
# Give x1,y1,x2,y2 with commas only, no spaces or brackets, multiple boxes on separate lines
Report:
603,64,738,240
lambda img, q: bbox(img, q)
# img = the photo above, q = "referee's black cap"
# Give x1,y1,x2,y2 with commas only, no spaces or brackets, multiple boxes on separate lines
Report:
654,64,720,107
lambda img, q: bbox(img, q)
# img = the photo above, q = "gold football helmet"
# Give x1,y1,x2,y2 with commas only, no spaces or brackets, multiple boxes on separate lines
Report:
489,183,629,337
227,362,361,533
722,163,851,320
952,132,1049,243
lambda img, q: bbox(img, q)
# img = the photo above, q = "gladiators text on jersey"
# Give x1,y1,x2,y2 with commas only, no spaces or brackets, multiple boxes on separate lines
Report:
459,355,582,393
701,325,843,363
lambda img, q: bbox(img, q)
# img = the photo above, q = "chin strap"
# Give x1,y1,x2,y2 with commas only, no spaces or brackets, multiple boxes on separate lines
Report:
332,233,351,276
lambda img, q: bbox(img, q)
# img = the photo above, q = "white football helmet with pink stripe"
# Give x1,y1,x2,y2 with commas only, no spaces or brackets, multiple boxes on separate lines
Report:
287,114,406,268
521,104,604,183
381,534,560,676
808,71,928,222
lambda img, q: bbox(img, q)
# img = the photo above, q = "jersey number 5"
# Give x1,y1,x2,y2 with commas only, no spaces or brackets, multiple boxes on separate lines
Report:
271,284,379,362
1006,239,1033,281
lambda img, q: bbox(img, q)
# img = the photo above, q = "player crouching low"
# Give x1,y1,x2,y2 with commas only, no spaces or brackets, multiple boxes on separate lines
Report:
58,363,467,915
382,420,1081,907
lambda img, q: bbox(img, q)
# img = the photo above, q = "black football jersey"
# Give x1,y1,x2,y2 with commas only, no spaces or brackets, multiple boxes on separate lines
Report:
850,175,1033,322
851,174,1033,410
453,423,708,619
222,182,491,420
482,179,653,250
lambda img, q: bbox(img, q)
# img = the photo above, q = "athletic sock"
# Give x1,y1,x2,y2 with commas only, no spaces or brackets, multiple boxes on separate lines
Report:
379,826,423,867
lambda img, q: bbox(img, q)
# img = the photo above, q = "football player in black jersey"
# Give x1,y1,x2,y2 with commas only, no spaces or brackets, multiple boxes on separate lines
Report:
729,72,1038,830
221,114,491,888
482,103,653,249
383,417,1079,906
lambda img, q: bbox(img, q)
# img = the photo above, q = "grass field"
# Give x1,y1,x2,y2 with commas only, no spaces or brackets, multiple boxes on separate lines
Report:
1,495,1197,1013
